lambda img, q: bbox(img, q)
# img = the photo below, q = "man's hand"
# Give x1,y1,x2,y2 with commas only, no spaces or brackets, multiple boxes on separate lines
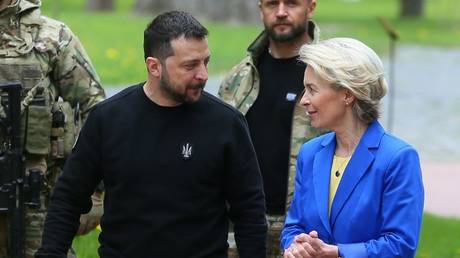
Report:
77,192,103,235
283,231,338,258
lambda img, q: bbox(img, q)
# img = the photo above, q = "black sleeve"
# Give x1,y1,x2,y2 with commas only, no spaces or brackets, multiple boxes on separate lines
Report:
224,113,267,258
35,106,103,258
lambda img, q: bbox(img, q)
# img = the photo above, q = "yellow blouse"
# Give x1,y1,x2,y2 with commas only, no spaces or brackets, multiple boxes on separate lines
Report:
329,155,351,216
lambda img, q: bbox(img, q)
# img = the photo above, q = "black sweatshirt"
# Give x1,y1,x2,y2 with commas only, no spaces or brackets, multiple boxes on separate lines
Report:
246,50,305,214
35,84,267,258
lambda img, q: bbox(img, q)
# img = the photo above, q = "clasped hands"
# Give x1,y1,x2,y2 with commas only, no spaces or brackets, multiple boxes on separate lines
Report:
283,231,339,258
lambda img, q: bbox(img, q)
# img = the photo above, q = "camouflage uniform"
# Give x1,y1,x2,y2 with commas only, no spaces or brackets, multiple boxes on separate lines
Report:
0,0,105,257
218,21,322,258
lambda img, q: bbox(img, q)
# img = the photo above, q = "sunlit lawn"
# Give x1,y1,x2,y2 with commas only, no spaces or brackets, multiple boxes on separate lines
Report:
417,214,460,258
315,0,460,53
41,0,460,86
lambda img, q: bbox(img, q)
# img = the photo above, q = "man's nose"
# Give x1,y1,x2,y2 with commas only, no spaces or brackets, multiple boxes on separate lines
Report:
276,3,288,18
195,64,208,81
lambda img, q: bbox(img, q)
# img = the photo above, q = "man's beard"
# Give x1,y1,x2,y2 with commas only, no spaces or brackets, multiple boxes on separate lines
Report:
266,22,308,42
159,72,205,104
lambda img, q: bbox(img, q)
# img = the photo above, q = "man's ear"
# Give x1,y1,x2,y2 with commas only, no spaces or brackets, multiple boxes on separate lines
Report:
146,57,162,78
307,0,317,20
259,1,264,21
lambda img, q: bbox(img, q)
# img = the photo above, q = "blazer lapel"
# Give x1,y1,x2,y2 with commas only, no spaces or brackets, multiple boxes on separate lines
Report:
312,134,335,238
330,121,384,228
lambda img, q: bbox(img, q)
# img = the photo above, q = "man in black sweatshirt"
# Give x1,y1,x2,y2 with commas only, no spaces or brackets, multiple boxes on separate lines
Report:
35,11,267,258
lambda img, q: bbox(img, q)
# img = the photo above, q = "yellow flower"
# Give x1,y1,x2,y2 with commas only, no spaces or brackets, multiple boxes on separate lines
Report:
105,48,119,60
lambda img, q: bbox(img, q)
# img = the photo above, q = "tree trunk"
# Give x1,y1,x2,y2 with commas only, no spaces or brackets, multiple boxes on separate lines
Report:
400,0,424,17
86,0,114,11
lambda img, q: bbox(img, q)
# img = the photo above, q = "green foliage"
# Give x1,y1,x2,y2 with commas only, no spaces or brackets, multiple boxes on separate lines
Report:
40,0,460,85
72,213,460,258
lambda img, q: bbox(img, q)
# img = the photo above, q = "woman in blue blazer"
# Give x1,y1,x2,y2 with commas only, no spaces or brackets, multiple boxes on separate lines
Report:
281,38,424,258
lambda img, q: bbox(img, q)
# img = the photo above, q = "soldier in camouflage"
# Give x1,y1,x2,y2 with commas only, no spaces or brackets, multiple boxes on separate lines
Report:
0,0,105,257
219,0,322,257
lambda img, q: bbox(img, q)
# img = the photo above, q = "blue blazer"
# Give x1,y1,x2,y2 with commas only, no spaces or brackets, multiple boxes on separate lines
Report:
281,121,424,258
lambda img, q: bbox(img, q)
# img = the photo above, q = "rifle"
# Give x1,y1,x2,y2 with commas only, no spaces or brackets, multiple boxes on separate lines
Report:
0,82,25,258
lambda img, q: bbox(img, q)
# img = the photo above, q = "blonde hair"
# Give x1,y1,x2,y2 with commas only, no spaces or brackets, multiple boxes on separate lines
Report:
299,37,388,123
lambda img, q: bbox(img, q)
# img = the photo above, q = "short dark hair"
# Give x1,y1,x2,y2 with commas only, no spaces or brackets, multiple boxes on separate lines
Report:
143,11,208,60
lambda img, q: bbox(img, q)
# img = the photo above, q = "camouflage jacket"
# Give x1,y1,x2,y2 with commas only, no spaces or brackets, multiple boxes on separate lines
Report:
218,21,322,212
0,0,105,158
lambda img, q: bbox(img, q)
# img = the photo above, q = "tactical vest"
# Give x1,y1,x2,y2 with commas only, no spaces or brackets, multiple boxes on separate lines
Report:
0,2,78,161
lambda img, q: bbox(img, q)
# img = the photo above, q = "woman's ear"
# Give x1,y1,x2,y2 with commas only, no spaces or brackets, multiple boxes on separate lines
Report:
344,89,355,106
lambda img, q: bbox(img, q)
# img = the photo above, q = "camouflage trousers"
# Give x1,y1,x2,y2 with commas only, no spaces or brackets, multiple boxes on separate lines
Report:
0,209,76,258
228,214,285,258
0,156,76,258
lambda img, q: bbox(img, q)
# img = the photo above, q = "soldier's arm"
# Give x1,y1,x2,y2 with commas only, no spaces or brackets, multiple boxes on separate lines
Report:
52,24,105,121
36,106,103,257
218,57,251,103
50,23,105,236
218,69,235,100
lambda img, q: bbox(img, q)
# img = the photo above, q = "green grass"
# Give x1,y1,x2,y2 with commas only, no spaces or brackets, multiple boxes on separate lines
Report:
40,0,260,85
40,0,460,85
417,214,460,258
316,0,460,54
72,230,100,258
72,213,460,258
